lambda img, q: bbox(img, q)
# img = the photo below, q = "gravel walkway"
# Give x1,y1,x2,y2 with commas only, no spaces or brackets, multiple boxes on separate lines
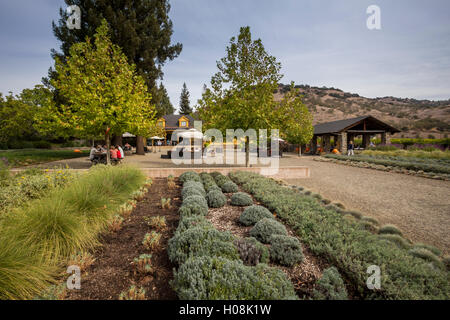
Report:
283,156,450,255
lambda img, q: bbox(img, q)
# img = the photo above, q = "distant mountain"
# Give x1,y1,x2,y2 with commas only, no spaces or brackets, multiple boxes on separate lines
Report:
275,84,450,139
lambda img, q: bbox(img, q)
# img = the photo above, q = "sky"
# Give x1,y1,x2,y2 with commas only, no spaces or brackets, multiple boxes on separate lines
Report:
0,0,449,113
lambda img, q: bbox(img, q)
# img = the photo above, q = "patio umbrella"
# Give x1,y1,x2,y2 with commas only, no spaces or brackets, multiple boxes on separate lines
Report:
150,136,164,140
176,129,204,140
122,132,136,138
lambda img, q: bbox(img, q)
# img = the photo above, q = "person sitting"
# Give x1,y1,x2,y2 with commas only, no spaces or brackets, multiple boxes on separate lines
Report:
117,145,124,160
89,146,97,161
110,146,118,161
124,143,132,151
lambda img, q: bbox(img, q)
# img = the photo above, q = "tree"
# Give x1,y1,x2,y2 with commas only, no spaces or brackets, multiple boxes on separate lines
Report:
179,83,192,115
197,26,312,166
48,0,182,154
36,20,157,164
154,83,174,117
0,94,35,146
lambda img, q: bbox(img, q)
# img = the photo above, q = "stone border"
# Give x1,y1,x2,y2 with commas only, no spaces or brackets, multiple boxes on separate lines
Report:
9,166,310,179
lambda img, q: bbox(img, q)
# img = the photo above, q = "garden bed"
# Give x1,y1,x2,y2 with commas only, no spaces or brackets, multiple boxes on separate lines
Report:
66,178,181,300
229,171,450,300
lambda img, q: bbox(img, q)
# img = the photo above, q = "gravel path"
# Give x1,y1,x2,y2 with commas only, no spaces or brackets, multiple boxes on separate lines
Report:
283,156,450,255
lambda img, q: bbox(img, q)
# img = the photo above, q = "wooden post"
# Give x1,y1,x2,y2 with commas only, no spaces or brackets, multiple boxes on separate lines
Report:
338,132,347,154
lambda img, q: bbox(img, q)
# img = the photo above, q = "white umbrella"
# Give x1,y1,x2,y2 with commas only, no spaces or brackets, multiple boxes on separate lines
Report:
122,132,136,138
176,129,204,140
150,136,164,140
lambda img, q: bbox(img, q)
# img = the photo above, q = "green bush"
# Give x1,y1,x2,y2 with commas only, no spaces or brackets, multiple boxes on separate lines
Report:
378,234,411,249
206,190,227,208
443,256,450,272
269,235,304,266
408,248,444,269
234,237,269,265
312,267,348,300
344,210,362,219
229,171,450,299
175,216,214,234
221,181,238,193
179,171,201,183
172,256,298,300
239,205,274,226
358,221,378,233
378,224,403,236
181,186,205,200
205,184,221,193
250,218,288,244
361,216,379,226
178,195,208,217
167,227,239,265
230,192,253,206
412,243,442,257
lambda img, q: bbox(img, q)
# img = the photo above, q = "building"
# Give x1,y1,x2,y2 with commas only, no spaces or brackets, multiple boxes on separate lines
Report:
157,114,195,145
311,115,400,153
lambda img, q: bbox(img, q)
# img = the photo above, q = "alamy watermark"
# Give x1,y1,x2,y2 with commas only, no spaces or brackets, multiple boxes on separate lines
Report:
367,265,381,290
66,265,81,290
367,5,381,30
66,5,81,30
169,121,281,175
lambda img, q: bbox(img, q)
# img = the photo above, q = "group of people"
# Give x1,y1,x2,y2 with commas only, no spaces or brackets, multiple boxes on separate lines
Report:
89,144,125,163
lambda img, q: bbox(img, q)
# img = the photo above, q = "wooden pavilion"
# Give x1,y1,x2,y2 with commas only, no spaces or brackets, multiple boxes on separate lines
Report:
311,115,400,154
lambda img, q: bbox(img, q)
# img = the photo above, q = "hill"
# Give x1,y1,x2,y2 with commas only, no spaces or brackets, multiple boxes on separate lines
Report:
276,84,450,139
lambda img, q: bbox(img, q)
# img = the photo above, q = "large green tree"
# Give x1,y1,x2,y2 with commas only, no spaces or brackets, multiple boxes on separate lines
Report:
48,0,182,153
154,83,174,117
179,82,192,115
197,26,313,165
37,20,158,164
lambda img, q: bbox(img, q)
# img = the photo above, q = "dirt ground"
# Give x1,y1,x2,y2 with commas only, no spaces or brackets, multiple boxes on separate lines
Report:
66,178,180,300
284,156,450,255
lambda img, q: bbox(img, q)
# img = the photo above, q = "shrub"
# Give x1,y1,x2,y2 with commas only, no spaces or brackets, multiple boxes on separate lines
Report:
161,197,172,209
33,140,52,149
378,234,411,249
358,220,378,233
443,256,450,272
312,193,322,200
108,215,124,232
205,184,221,193
344,210,362,219
230,192,253,206
181,187,205,200
361,216,379,225
312,267,348,300
250,218,288,244
119,286,146,300
142,231,161,250
167,227,239,265
179,171,201,183
333,202,345,209
408,248,444,269
234,237,270,265
221,181,238,193
145,216,167,231
172,256,298,300
214,174,229,187
412,243,442,257
180,195,208,214
67,252,96,272
378,224,403,236
321,199,331,205
175,216,213,234
239,205,274,226
206,190,227,208
269,235,304,266
132,254,153,274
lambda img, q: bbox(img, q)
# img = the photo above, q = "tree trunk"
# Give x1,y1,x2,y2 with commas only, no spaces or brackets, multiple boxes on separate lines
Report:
298,144,302,157
136,135,145,155
111,134,123,147
105,132,111,165
245,137,249,167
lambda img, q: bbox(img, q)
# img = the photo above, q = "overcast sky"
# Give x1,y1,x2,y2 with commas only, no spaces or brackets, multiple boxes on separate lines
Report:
0,0,449,113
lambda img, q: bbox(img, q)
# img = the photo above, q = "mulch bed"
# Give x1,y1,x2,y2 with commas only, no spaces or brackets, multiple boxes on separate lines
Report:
206,190,329,300
66,178,181,300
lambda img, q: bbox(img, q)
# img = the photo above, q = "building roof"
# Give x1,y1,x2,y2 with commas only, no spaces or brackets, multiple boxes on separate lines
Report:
162,114,195,129
313,115,400,135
